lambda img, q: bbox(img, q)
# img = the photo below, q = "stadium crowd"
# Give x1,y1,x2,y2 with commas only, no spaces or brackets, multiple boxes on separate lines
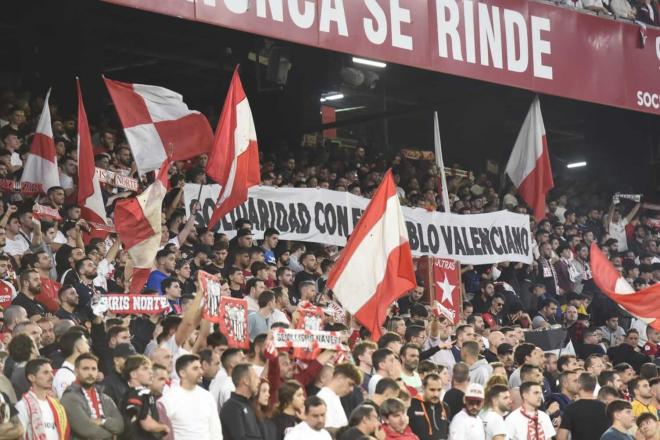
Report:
559,0,660,25
0,85,658,440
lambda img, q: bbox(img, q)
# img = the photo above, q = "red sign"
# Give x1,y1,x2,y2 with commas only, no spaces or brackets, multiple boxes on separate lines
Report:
104,0,660,116
294,303,324,359
218,296,249,349
425,257,461,324
94,294,170,315
199,271,223,322
32,204,62,222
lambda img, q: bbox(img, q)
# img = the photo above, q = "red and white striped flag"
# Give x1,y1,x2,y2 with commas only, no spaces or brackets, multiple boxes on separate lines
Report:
326,169,416,340
590,243,660,331
206,68,260,229
77,80,108,227
21,89,59,193
104,78,213,175
114,160,171,293
505,97,554,220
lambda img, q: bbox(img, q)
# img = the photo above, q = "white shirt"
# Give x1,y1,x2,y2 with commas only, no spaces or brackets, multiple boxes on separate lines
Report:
608,219,629,252
10,152,22,168
246,295,259,312
159,385,223,440
52,361,76,398
209,367,227,410
480,409,507,440
284,421,332,440
367,374,383,396
400,371,422,392
4,235,29,257
161,335,190,380
449,410,486,440
218,377,235,411
316,387,347,428
268,309,290,327
505,408,555,440
16,397,59,440
59,172,73,190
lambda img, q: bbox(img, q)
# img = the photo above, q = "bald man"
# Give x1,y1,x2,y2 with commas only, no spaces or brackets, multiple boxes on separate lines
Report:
485,331,505,363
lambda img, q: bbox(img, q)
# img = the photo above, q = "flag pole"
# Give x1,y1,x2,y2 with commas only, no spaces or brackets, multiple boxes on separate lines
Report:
434,112,451,214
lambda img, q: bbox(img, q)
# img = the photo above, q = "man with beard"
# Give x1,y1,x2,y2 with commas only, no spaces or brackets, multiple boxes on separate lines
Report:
397,283,424,316
55,285,83,324
61,353,124,439
220,363,262,440
114,146,133,175
276,266,294,299
121,355,169,440
73,258,106,311
449,383,486,438
408,373,450,440
400,343,422,392
31,250,59,313
11,269,45,318
479,384,512,440
505,382,556,439
160,355,221,439
292,251,318,304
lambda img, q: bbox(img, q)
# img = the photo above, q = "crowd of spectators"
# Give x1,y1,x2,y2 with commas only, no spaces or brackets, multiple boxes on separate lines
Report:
558,0,660,25
0,83,658,440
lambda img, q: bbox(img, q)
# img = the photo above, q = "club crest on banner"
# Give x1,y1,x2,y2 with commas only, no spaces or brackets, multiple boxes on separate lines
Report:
219,297,249,349
200,271,222,322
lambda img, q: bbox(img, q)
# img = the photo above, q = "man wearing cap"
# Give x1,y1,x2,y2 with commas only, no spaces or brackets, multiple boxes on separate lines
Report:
448,383,486,439
230,226,254,252
101,343,137,406
505,381,556,439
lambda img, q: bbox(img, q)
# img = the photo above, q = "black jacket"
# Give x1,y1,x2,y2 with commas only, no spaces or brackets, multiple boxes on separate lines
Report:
407,397,450,440
220,392,263,440
102,370,129,407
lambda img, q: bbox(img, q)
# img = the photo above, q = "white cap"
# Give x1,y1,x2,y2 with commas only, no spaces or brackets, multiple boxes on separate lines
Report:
465,383,485,400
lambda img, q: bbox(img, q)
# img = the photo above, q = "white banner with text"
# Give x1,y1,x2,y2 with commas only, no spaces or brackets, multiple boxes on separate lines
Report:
184,185,532,265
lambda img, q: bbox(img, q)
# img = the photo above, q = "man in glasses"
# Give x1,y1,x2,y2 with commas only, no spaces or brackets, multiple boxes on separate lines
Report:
482,294,506,330
448,383,486,438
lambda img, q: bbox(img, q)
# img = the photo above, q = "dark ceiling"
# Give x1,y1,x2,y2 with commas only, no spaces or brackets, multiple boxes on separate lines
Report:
1,0,659,192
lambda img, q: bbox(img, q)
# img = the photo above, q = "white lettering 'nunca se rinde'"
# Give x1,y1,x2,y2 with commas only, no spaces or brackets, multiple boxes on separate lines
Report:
218,0,349,35
435,0,553,79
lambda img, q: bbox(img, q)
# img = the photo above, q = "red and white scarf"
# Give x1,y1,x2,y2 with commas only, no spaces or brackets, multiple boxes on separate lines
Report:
520,408,545,440
22,390,69,440
79,384,105,419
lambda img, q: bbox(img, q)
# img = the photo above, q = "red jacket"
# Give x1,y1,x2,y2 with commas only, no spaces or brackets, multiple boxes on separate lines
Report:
383,424,420,440
266,354,323,405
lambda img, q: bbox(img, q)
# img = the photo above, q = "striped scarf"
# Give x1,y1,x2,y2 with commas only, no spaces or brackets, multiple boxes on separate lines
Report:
23,390,69,439
520,408,545,440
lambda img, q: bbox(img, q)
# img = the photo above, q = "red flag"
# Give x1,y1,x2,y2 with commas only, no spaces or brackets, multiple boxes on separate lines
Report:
430,258,461,324
77,80,109,229
21,89,59,193
206,67,260,229
326,169,416,340
115,160,171,293
590,243,660,331
104,77,213,175
505,97,554,220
